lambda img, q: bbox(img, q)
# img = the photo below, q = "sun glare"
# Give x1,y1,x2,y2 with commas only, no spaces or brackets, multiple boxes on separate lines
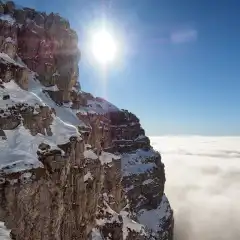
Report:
91,29,117,65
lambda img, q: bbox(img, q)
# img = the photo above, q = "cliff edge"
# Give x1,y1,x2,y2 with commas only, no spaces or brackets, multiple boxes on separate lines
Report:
0,1,174,239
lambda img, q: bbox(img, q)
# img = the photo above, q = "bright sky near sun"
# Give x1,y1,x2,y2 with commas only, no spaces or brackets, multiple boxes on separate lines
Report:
91,30,117,65
14,0,240,136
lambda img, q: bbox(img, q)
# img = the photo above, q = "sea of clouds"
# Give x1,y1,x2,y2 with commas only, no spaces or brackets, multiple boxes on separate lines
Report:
150,136,240,240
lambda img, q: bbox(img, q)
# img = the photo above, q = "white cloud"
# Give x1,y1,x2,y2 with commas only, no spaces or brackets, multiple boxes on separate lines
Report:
150,136,240,240
170,29,198,44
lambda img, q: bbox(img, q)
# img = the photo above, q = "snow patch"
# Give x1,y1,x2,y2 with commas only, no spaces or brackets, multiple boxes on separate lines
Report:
137,195,172,232
43,85,59,91
2,80,80,145
5,37,16,44
84,150,98,160
86,98,119,114
0,125,60,173
142,179,154,185
0,14,15,25
125,185,134,191
3,80,43,106
0,72,81,172
0,222,11,240
52,71,60,77
121,149,157,176
120,210,146,240
135,135,146,141
20,172,32,179
28,75,85,127
0,53,24,68
91,228,103,240
84,171,93,182
99,151,121,165
49,116,79,145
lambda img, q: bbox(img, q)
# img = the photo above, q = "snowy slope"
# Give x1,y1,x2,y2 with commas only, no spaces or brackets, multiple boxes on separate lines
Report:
96,201,146,240
0,53,22,67
0,54,84,173
91,228,103,240
121,149,158,176
28,73,85,127
86,98,119,114
0,222,10,240
0,53,121,173
137,195,172,232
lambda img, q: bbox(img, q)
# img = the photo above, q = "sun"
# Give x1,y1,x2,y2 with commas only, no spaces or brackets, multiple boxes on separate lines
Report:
91,29,117,65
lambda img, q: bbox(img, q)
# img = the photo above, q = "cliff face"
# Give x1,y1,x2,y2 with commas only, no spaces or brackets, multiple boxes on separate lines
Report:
0,1,174,240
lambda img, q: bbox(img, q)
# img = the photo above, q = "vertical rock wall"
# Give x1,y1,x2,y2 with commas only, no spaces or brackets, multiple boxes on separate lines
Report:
0,1,174,239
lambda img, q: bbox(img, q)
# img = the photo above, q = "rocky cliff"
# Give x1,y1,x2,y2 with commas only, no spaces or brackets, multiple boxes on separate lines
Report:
0,1,174,239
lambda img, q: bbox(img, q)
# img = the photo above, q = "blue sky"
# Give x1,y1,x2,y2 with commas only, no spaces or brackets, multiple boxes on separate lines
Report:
15,0,240,135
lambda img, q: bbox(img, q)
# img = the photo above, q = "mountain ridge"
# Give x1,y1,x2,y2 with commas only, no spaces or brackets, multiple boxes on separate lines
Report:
0,1,174,239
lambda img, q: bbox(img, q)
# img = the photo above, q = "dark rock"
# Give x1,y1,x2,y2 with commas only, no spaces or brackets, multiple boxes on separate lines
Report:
38,142,51,151
0,2,4,14
2,94,10,100
13,9,27,24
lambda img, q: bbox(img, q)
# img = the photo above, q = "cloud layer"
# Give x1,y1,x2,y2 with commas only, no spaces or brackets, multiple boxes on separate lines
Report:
150,136,240,240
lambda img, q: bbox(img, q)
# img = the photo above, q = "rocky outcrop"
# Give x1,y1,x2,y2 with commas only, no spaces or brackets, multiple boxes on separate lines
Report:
0,0,80,102
0,1,173,240
0,139,103,240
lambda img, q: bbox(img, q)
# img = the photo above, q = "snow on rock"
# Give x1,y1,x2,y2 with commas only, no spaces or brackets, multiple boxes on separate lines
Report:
0,222,11,240
0,53,24,68
91,228,103,240
135,135,146,141
1,54,85,128
0,57,83,172
142,179,154,185
120,210,146,240
1,80,80,146
20,172,32,179
0,14,15,25
137,194,172,232
49,116,79,145
125,185,134,192
43,85,59,91
97,201,146,240
121,149,157,176
96,203,121,226
84,171,93,182
52,71,60,77
84,150,98,160
2,80,42,107
86,98,119,115
1,83,79,144
5,37,16,44
20,172,32,183
0,125,61,173
28,74,85,127
99,151,121,165
15,55,28,67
